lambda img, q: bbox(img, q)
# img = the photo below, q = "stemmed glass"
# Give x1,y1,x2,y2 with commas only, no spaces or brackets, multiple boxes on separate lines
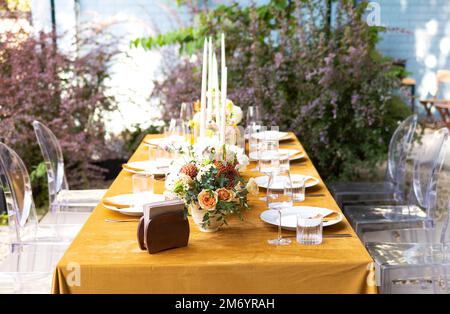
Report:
168,118,185,144
246,106,261,127
180,103,194,142
267,168,293,245
180,102,194,122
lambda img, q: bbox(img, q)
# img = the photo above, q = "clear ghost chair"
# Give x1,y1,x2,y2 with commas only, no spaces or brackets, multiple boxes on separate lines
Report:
362,136,450,244
0,142,85,243
344,128,449,241
365,198,450,294
330,115,418,208
0,143,81,293
32,121,106,213
0,242,67,293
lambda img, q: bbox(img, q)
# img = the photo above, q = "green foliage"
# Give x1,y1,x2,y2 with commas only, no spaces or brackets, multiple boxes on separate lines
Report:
0,213,7,225
134,0,411,182
29,162,49,209
120,124,162,157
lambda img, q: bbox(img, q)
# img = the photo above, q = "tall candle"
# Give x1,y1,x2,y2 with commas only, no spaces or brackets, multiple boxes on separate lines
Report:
200,38,208,138
206,37,213,124
221,33,225,72
213,53,220,125
220,67,227,145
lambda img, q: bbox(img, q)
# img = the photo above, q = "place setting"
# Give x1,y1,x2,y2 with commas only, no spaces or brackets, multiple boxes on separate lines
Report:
252,141,343,246
102,173,165,216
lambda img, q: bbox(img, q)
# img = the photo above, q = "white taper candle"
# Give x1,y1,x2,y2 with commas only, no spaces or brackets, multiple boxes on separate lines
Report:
221,33,225,71
220,67,227,145
200,38,208,138
207,37,213,124
213,53,220,125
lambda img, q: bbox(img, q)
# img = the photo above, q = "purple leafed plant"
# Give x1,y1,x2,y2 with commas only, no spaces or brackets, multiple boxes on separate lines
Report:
0,24,119,205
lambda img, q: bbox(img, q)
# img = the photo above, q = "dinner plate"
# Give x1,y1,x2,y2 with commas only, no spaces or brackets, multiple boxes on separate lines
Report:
249,149,305,161
122,160,171,175
102,193,166,216
260,206,343,230
251,131,291,141
144,137,186,149
254,174,320,189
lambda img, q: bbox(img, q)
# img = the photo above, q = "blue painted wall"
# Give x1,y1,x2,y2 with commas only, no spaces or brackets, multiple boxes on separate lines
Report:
373,0,450,108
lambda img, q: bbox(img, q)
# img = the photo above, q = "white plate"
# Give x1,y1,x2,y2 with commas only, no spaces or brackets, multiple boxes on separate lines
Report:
102,193,166,216
251,131,291,141
254,174,320,189
249,149,304,161
123,160,171,175
260,206,343,230
144,137,187,149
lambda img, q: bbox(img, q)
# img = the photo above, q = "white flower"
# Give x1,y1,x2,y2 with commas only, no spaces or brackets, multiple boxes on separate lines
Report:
225,100,243,125
246,177,259,196
236,153,249,169
165,171,179,191
179,173,193,190
163,190,179,200
196,163,214,181
230,104,243,125
225,145,249,169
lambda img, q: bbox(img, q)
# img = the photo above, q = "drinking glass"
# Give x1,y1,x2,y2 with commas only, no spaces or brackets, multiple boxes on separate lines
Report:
292,176,306,202
132,173,155,208
278,152,290,173
258,128,279,173
180,102,194,122
248,124,260,162
180,102,194,143
246,106,261,127
270,125,279,133
296,214,323,245
267,169,293,245
168,118,185,143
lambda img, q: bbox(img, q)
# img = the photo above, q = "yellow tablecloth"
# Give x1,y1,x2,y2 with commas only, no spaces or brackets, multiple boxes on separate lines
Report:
52,133,376,294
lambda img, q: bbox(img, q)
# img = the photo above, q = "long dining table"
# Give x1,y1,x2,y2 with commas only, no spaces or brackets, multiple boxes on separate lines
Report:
52,133,377,294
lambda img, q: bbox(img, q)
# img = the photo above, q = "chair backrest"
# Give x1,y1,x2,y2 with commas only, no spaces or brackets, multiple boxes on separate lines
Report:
409,128,449,211
435,70,450,101
32,121,68,207
424,135,450,226
0,143,38,244
386,114,418,198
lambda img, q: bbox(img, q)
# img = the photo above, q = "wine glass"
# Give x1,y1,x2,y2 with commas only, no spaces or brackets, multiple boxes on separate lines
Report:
246,106,261,127
267,168,293,246
168,118,185,144
180,102,194,122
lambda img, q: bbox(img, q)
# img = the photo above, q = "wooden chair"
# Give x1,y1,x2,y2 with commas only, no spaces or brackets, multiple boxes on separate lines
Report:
420,70,450,129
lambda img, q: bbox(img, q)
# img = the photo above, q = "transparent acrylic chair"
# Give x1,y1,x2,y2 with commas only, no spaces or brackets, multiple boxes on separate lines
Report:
0,242,68,293
33,120,106,214
363,134,450,244
0,143,79,293
344,128,449,241
365,198,450,294
0,142,84,243
330,115,418,208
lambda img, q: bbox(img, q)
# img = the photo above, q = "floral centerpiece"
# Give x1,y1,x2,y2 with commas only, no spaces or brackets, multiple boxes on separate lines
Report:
192,99,244,145
164,142,258,232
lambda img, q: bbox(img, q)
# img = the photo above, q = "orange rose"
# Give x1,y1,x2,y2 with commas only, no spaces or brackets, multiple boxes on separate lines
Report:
216,188,236,202
198,190,218,211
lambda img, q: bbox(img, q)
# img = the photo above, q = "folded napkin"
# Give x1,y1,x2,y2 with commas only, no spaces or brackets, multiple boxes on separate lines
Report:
122,163,146,172
102,198,132,209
